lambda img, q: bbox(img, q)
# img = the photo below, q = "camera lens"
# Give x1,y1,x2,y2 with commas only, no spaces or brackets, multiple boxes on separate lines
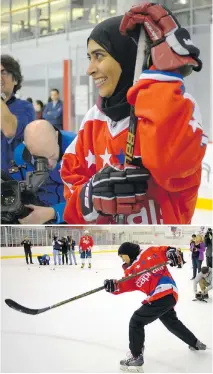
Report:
1,189,16,207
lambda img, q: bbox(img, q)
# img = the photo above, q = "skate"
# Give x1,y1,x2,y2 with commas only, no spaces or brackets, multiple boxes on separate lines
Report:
81,264,84,269
189,340,207,351
192,292,208,303
120,353,144,373
88,263,91,269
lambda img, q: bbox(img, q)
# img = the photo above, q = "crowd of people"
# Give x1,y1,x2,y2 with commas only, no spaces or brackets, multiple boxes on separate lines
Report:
26,89,63,129
190,228,212,279
21,230,94,268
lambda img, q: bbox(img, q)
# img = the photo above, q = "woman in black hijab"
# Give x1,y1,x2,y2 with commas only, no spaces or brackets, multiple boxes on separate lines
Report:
87,15,137,122
61,12,205,226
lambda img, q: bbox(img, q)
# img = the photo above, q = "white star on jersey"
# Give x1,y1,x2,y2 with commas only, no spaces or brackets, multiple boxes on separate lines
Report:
189,119,202,133
147,256,152,260
136,265,140,269
85,150,96,168
100,148,112,167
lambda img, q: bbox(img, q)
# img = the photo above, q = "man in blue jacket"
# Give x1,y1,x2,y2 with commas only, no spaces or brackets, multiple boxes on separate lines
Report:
43,89,63,130
12,119,76,224
1,55,35,175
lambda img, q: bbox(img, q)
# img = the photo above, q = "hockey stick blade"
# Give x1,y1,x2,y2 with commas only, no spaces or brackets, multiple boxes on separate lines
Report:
5,261,168,315
5,299,49,315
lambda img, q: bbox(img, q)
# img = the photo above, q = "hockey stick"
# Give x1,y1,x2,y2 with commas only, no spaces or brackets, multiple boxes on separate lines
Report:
5,261,168,315
116,26,146,224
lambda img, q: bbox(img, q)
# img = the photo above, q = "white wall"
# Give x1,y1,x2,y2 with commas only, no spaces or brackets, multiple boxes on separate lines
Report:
0,245,118,257
1,244,193,258
2,28,92,77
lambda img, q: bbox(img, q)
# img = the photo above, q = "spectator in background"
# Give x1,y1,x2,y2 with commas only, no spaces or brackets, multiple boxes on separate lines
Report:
195,234,205,272
21,236,33,264
79,230,93,269
194,266,212,300
52,235,62,265
205,228,212,268
177,248,186,268
67,236,77,265
34,100,44,119
61,237,68,265
26,97,33,104
37,254,50,265
13,120,76,224
1,55,35,176
43,88,63,130
190,234,199,280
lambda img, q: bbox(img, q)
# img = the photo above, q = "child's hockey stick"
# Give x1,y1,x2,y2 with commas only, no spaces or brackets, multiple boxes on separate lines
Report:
5,261,168,315
116,26,146,224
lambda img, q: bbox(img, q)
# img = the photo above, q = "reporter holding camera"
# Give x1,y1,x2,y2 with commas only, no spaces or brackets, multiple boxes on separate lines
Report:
12,119,76,224
194,266,212,300
1,55,35,175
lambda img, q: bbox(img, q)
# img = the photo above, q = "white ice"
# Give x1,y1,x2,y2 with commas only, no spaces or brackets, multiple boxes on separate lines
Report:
1,251,212,373
192,209,213,225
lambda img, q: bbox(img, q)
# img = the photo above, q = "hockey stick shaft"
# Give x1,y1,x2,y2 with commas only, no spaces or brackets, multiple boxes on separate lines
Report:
116,27,145,224
5,261,168,315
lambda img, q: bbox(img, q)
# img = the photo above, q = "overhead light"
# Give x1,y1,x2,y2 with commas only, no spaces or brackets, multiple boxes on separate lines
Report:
179,0,188,4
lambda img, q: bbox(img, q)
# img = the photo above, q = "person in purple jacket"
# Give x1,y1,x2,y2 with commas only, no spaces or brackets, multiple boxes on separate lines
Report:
195,234,206,273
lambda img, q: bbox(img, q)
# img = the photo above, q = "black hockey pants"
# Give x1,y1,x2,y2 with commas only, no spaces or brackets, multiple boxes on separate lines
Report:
24,249,33,264
129,294,198,357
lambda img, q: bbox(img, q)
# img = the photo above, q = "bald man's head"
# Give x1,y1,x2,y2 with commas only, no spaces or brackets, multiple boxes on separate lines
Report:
24,120,60,169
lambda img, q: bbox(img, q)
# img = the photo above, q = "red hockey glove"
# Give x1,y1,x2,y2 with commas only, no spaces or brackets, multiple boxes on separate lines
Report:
92,165,150,216
104,279,119,293
120,2,202,72
80,164,150,220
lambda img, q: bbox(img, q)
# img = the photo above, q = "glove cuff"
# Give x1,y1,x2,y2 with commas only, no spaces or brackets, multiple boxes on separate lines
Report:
80,180,99,222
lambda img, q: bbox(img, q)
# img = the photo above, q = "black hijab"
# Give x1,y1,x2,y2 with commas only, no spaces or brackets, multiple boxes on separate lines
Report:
88,16,137,122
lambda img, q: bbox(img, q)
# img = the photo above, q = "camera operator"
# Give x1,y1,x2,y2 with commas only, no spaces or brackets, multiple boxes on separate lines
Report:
1,55,35,175
21,236,33,265
194,266,212,300
205,228,212,268
10,119,76,224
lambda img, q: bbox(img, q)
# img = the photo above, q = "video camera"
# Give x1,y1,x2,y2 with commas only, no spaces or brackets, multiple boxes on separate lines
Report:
1,156,49,224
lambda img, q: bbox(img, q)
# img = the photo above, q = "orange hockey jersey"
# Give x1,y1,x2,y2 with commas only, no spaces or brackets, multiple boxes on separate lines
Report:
61,68,207,224
79,235,93,251
114,246,178,304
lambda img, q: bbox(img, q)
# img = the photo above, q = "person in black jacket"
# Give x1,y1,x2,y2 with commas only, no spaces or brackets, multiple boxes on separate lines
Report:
205,228,212,268
21,237,33,264
61,237,68,265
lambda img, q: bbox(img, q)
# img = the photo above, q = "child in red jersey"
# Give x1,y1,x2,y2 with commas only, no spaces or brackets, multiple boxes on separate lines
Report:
104,242,206,372
79,230,94,269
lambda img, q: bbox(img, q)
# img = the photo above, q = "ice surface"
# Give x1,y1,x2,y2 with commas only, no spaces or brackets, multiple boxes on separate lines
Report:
191,209,212,225
1,252,212,373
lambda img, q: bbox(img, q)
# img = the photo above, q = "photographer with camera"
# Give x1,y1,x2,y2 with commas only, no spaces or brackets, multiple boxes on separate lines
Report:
1,55,35,176
194,266,212,301
21,237,33,265
205,228,212,268
2,119,76,224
